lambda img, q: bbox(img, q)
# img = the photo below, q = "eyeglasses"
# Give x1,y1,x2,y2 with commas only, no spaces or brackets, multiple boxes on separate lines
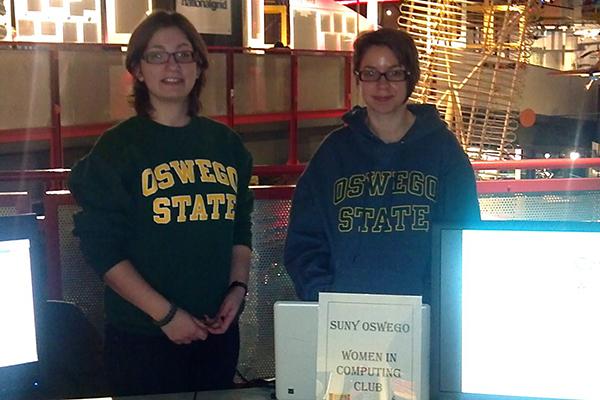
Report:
142,50,197,65
355,69,410,82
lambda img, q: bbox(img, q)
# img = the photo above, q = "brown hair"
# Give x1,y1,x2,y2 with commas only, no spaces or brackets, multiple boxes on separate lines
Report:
125,10,209,117
353,28,420,100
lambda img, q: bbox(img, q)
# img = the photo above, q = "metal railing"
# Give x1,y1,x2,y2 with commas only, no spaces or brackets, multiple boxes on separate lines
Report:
0,42,353,169
2,157,600,189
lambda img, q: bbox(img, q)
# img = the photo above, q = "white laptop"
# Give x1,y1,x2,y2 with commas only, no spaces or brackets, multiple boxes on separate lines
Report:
274,301,319,400
274,301,430,400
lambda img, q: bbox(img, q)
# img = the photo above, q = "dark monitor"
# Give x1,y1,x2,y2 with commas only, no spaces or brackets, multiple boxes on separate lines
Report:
0,214,44,399
431,220,600,400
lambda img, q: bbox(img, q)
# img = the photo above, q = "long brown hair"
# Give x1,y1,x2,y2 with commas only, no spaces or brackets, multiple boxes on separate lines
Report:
125,10,209,117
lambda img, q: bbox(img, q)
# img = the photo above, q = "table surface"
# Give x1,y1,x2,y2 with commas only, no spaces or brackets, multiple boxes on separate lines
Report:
108,387,275,400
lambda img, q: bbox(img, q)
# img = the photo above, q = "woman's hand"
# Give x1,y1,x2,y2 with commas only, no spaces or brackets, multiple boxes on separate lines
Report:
161,308,209,344
204,286,246,334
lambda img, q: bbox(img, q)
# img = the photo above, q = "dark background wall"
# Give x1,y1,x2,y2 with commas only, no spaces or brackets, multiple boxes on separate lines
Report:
153,0,242,47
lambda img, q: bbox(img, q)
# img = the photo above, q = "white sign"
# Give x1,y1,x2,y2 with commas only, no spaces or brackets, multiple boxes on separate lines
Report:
317,293,422,400
176,0,232,35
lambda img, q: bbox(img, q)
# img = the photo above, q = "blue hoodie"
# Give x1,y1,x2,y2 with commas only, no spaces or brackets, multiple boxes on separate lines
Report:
284,104,480,303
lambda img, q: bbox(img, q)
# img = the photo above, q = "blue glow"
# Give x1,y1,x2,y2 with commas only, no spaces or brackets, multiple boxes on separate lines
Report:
461,229,600,399
0,239,38,368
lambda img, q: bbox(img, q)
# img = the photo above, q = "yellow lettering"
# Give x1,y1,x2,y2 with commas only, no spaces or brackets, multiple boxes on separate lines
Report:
372,208,393,233
154,163,174,190
348,175,364,198
206,193,226,219
412,205,430,231
338,207,353,232
392,171,408,194
225,193,236,220
408,171,424,197
171,195,192,222
390,205,411,231
425,176,437,202
169,160,196,184
153,197,171,224
190,194,208,221
195,159,216,183
226,167,238,193
334,204,431,233
213,161,230,186
366,171,391,196
333,178,348,205
355,207,375,233
142,168,157,197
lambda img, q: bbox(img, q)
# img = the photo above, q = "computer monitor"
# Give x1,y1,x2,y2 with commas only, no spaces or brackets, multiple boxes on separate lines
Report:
0,214,44,399
430,220,600,400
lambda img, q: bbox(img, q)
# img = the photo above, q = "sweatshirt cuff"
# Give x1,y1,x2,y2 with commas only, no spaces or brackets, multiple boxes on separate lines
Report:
232,232,252,250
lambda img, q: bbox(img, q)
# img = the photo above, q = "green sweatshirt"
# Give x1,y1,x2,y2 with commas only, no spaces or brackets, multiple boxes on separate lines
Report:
69,116,254,335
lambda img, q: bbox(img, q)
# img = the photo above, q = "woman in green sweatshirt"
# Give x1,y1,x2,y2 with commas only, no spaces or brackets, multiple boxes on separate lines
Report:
68,10,253,396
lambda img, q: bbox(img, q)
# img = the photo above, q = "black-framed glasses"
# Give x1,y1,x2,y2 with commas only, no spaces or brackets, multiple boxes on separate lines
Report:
355,69,410,82
142,50,197,65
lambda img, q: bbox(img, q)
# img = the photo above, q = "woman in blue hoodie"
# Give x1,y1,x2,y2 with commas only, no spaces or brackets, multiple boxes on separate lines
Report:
284,28,480,303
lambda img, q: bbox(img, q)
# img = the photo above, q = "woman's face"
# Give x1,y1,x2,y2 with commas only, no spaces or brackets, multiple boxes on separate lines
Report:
358,45,409,119
135,26,199,112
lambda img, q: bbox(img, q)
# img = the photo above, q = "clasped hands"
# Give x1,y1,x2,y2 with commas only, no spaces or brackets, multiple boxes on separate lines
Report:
161,286,246,345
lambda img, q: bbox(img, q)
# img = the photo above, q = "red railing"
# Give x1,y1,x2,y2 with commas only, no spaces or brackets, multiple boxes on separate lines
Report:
254,157,600,179
1,158,600,191
0,43,353,170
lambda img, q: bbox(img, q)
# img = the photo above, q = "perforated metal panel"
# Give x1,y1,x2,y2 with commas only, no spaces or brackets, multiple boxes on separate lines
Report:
238,199,297,380
479,191,600,221
57,204,105,336
0,192,30,216
0,206,18,216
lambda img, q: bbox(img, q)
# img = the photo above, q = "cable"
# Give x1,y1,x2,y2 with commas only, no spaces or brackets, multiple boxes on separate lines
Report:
236,368,250,384
234,368,276,388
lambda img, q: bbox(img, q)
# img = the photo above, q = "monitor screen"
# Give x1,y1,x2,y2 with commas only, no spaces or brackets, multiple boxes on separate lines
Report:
431,221,600,400
0,214,43,398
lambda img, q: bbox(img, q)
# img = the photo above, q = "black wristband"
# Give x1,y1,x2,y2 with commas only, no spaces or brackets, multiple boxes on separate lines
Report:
153,303,178,327
228,281,248,297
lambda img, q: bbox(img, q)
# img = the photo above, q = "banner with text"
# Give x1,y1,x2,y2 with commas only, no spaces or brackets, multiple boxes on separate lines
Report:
176,0,232,35
317,293,422,400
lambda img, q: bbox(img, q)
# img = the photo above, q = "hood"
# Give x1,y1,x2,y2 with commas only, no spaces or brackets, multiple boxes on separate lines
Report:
341,104,449,144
